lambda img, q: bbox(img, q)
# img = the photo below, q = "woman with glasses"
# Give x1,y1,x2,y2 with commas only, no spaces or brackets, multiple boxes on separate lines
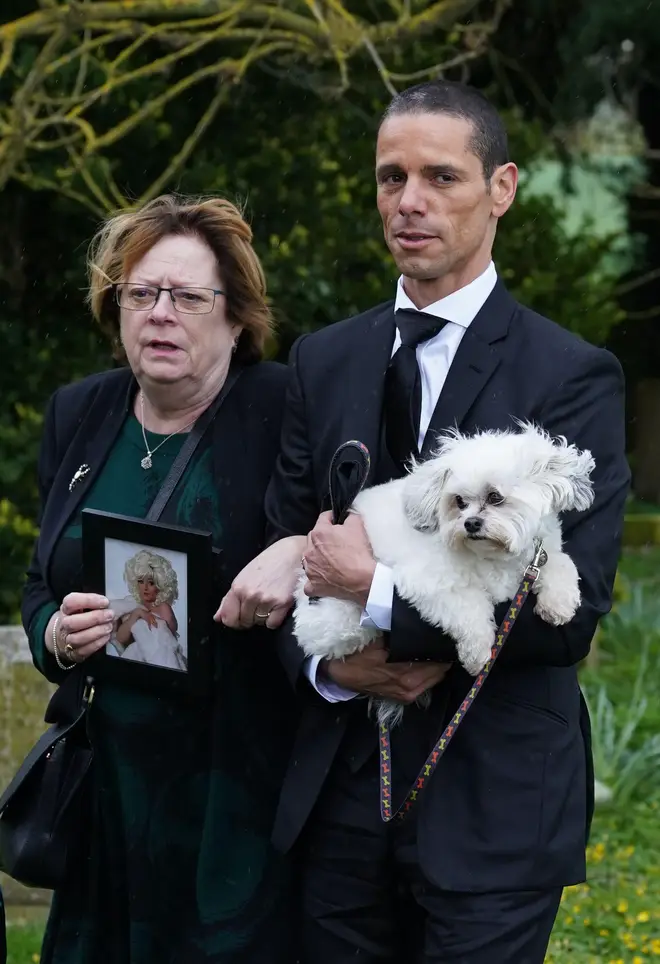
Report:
21,194,303,964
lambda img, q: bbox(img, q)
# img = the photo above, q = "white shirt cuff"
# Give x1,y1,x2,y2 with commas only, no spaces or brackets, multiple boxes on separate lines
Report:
360,562,394,632
303,655,357,702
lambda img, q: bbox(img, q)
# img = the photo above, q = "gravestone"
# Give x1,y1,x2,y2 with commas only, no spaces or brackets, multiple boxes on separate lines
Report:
0,625,53,909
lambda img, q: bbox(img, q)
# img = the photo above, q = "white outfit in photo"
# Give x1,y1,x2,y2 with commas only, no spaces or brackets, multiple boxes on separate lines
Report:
107,595,187,671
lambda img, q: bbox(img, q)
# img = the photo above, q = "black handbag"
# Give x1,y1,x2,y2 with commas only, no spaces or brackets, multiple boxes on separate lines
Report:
0,366,243,891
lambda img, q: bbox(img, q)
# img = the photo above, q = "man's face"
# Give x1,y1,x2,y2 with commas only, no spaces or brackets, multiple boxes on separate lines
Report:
375,112,517,302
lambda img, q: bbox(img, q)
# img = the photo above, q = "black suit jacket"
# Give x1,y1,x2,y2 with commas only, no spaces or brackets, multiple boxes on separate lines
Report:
22,362,290,684
265,281,630,892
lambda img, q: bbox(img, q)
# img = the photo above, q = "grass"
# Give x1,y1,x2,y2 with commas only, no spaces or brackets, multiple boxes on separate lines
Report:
5,918,42,964
616,546,660,585
546,799,660,962
5,548,660,964
625,498,660,516
547,547,660,962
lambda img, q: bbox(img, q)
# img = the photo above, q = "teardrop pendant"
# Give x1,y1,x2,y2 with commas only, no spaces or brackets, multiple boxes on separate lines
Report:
141,454,153,470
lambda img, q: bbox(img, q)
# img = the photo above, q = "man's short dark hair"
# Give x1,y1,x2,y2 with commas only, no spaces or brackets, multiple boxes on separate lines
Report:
381,80,509,181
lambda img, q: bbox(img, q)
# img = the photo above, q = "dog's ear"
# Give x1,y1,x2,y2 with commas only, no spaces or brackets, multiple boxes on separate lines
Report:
530,429,596,513
401,457,449,533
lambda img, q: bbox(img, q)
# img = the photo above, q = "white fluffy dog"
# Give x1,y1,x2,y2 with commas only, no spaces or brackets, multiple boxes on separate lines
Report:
293,422,595,725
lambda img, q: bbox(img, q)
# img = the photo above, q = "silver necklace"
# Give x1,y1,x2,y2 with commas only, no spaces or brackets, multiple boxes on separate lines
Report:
138,392,196,470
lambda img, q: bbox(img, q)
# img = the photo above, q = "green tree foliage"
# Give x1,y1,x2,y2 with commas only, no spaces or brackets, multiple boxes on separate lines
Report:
487,0,659,342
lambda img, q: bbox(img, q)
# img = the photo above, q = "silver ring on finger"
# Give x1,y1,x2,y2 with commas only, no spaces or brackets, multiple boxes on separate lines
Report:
254,609,272,625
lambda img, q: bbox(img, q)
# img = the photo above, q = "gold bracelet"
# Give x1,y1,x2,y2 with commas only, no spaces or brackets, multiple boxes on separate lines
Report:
52,615,77,671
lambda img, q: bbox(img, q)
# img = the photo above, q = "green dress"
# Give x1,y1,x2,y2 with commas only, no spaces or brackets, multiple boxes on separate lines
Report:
30,416,297,964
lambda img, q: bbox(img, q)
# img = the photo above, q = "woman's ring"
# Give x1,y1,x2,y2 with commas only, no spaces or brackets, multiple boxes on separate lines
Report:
64,642,75,659
254,609,272,624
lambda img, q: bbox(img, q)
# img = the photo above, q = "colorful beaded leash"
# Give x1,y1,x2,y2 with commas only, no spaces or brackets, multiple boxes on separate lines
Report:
379,540,547,823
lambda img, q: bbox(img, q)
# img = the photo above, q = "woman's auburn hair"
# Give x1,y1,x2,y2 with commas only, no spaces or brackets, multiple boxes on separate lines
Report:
87,194,273,364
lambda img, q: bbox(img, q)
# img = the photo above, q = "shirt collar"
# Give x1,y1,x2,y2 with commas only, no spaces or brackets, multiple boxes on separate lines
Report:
394,261,497,329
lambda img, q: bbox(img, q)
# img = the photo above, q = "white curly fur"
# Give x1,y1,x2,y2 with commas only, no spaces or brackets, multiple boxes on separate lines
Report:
293,422,595,726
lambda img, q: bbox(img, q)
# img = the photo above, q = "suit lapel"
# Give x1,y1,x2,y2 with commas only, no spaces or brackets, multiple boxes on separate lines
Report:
421,281,518,456
338,301,396,488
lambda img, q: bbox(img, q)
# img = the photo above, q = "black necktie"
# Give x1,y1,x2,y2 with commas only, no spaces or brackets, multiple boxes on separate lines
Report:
384,308,449,470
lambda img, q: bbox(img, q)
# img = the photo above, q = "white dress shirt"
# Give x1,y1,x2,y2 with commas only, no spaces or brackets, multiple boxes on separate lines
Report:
305,262,498,701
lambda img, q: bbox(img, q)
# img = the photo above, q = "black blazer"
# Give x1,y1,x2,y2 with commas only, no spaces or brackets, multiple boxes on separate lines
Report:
265,281,631,892
22,361,289,683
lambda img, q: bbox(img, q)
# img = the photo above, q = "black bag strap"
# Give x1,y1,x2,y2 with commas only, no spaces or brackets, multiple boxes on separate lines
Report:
146,365,243,523
44,667,92,726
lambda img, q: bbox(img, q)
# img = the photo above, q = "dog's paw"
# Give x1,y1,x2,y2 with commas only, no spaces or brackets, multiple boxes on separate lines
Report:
457,630,494,676
534,588,580,626
461,652,489,676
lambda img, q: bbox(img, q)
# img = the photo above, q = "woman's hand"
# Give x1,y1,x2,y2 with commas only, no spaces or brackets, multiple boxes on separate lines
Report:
215,535,306,630
45,592,115,663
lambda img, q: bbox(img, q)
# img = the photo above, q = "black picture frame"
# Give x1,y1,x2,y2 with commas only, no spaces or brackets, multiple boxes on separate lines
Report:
82,508,214,700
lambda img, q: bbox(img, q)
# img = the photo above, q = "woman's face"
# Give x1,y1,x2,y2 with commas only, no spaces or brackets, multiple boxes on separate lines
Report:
137,578,159,606
119,233,242,394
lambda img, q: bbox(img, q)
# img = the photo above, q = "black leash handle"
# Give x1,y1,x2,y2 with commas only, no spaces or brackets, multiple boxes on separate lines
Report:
328,440,371,526
306,440,372,603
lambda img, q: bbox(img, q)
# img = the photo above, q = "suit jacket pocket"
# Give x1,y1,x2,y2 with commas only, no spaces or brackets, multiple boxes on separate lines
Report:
479,687,569,730
418,682,580,890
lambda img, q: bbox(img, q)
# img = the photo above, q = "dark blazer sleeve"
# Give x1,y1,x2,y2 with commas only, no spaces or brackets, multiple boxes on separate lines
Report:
264,335,319,541
264,335,324,687
21,389,71,682
389,348,630,667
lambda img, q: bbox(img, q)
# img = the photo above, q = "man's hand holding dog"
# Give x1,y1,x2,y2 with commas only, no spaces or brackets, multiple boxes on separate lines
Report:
302,511,376,606
303,511,452,700
320,639,452,703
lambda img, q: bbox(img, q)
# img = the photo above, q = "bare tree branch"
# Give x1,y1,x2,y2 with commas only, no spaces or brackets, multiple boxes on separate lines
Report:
138,85,229,205
624,306,660,321
615,266,660,299
0,0,503,210
362,34,398,96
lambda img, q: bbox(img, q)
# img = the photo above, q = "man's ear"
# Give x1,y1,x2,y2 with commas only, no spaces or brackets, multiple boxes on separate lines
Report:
490,161,518,219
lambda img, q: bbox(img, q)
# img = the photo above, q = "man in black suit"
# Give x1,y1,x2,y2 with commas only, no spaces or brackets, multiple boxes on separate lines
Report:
222,80,630,962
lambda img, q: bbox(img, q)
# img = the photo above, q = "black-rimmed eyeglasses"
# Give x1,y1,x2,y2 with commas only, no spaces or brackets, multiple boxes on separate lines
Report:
114,283,225,315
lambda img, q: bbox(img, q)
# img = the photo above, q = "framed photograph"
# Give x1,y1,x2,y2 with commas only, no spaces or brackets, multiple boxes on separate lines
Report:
82,509,214,699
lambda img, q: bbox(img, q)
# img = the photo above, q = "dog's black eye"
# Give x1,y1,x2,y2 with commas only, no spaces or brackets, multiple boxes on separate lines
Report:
486,491,504,505
455,495,468,510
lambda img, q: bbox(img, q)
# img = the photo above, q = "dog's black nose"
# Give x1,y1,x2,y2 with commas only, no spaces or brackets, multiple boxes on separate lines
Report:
464,516,483,534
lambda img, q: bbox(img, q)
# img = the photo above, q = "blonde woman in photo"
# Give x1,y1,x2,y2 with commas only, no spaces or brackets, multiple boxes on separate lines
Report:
108,549,186,671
